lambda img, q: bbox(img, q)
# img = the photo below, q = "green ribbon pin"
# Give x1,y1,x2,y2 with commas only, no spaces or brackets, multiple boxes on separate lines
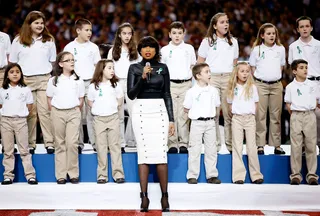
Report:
297,46,302,54
196,93,201,101
297,89,302,96
235,87,238,96
213,42,217,50
261,51,265,59
99,88,103,97
74,48,78,55
169,50,172,58
156,68,163,74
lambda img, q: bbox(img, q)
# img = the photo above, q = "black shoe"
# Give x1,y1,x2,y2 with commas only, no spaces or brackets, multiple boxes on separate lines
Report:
115,178,125,184
290,177,300,185
168,147,178,154
97,178,107,184
78,146,82,154
27,177,38,185
121,147,125,154
29,147,35,154
253,178,264,184
161,192,170,212
46,146,55,154
57,178,66,184
70,178,79,184
207,177,221,184
274,147,285,155
2,147,18,153
187,178,198,184
308,178,318,185
234,180,244,184
179,146,188,154
1,178,12,185
257,146,264,155
140,192,149,212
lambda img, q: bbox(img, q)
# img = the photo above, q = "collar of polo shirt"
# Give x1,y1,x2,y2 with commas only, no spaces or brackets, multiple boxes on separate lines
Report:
60,73,77,80
74,38,89,46
100,80,112,86
34,35,43,41
214,34,228,43
261,43,277,50
169,41,185,48
194,83,210,91
293,78,308,85
298,36,315,46
8,84,19,88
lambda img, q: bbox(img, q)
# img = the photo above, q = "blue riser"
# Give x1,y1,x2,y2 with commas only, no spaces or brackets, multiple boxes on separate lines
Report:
0,154,318,184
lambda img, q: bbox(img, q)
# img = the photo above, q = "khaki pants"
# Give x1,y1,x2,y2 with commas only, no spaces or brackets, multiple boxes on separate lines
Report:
0,67,5,87
168,81,191,149
1,116,36,180
94,113,124,180
290,111,318,183
255,81,283,147
316,108,320,147
118,79,136,147
51,107,81,180
79,80,95,148
232,115,263,182
24,74,53,149
187,119,218,179
310,80,320,147
210,73,232,152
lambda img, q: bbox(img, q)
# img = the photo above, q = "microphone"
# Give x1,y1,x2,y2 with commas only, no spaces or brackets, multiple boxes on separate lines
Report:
146,62,151,82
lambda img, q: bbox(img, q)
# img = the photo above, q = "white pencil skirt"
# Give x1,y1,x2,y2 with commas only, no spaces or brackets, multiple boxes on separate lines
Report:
132,99,169,164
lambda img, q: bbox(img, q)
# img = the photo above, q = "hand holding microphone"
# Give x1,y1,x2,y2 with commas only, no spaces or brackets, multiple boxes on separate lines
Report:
142,62,152,82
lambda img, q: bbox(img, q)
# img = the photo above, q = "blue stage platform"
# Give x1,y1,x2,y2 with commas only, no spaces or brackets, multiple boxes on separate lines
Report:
1,153,319,184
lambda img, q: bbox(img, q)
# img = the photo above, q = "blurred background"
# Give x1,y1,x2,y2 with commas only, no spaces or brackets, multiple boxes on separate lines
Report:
0,0,319,144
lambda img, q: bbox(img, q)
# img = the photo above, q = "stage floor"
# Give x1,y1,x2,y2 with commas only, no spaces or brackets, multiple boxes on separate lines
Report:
0,182,319,211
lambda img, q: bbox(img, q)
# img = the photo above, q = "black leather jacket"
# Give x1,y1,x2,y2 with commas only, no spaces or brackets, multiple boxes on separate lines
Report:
127,59,174,122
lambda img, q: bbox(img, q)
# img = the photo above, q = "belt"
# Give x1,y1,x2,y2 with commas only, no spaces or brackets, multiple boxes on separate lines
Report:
255,77,281,84
170,79,191,83
25,73,51,77
2,116,26,118
197,117,215,121
53,106,78,111
308,76,320,81
292,110,315,113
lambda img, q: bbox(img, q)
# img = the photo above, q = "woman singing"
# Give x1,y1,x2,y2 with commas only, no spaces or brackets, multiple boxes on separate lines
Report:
127,36,174,212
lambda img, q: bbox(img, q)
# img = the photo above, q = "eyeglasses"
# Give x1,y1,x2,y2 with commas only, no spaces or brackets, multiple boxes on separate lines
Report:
61,59,75,63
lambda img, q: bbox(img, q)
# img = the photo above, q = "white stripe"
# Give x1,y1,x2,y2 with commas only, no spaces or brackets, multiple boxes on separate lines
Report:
30,210,98,216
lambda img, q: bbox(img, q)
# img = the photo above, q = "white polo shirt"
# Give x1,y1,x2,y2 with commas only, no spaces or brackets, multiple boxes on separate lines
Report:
183,83,220,120
288,37,320,78
249,43,286,81
284,79,319,111
198,36,239,73
107,47,141,79
160,41,196,80
87,81,123,116
63,39,101,80
0,85,33,117
0,32,11,68
46,74,85,109
9,36,56,76
227,84,259,115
